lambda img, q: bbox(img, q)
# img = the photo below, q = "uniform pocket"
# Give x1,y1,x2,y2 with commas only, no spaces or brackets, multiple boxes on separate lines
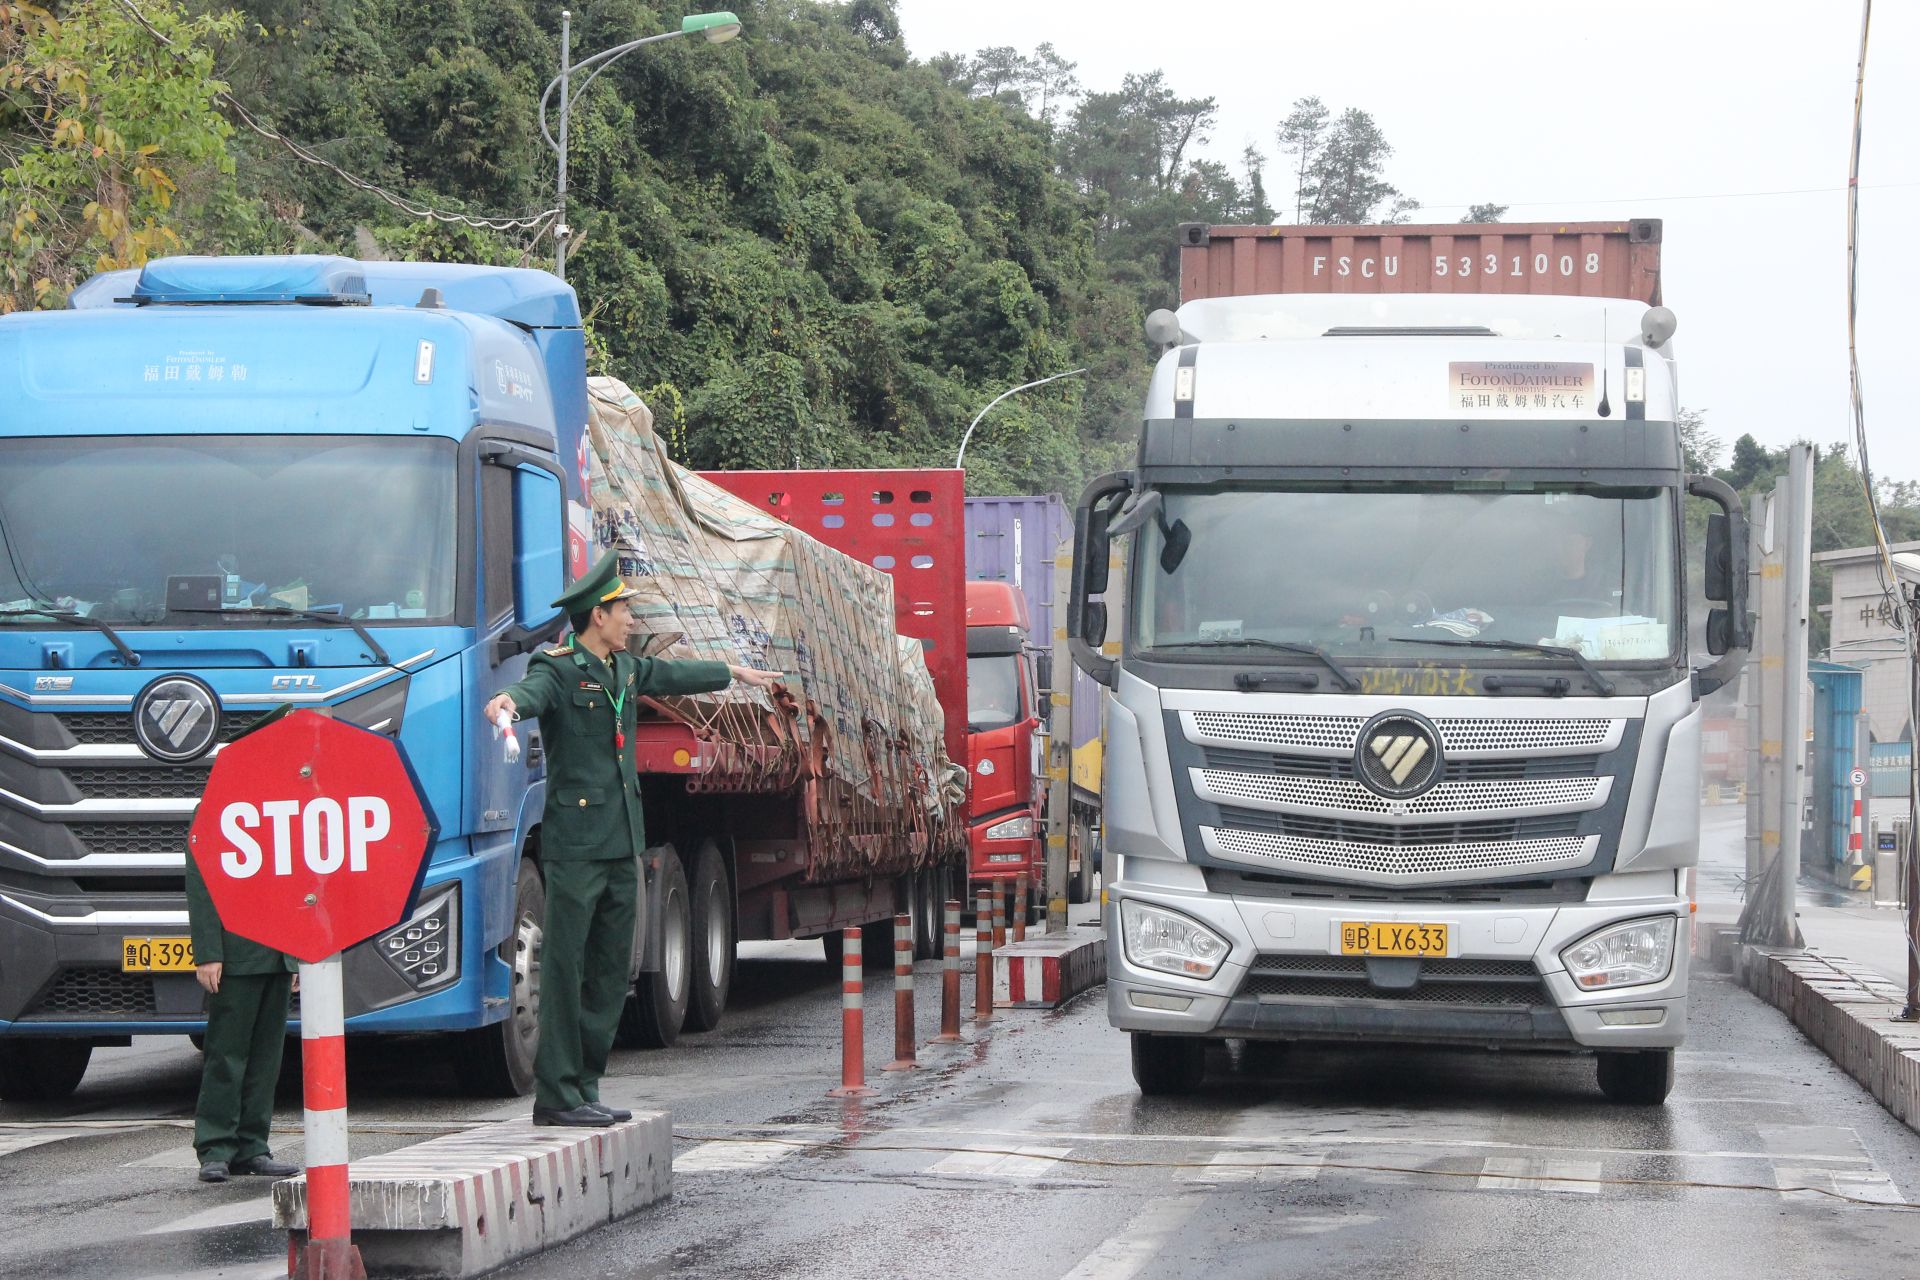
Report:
556,787,605,810
570,687,605,734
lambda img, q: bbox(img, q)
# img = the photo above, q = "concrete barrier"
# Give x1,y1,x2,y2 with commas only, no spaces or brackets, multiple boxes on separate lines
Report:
993,927,1105,1009
272,1112,671,1278
1732,944,1920,1134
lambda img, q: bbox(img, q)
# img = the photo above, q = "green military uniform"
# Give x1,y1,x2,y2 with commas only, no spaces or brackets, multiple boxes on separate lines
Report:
497,552,731,1113
186,857,295,1168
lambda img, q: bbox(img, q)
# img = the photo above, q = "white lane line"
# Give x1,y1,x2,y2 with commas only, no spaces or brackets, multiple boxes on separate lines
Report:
1058,1192,1207,1280
0,1127,93,1157
676,1139,804,1173
142,1195,274,1234
1477,1157,1604,1194
930,1145,1073,1179
1178,1150,1325,1185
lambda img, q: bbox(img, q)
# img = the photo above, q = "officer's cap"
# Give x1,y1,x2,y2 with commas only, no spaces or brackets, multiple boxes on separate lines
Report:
552,550,641,614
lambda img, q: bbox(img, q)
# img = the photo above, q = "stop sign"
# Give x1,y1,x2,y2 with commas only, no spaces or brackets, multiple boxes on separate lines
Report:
188,709,438,964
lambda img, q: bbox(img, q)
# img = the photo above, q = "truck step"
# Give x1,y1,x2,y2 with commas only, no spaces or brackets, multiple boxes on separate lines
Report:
271,1112,671,1278
994,928,1107,1009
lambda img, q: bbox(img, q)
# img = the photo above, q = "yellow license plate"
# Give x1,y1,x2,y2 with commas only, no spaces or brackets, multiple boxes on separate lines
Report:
1339,921,1449,957
121,936,195,972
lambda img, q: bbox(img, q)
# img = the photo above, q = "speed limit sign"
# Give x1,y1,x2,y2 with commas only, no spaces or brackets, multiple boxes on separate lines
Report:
1851,767,1867,788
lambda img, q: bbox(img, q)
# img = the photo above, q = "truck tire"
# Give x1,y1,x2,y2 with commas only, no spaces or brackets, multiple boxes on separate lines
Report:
618,845,690,1049
822,930,844,967
1130,1032,1205,1097
684,841,733,1034
455,856,544,1097
1595,1049,1674,1105
1069,818,1096,905
0,1039,93,1102
919,866,952,960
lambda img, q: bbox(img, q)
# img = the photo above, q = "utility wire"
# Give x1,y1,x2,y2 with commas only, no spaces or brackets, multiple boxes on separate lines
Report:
112,0,559,235
1412,179,1920,216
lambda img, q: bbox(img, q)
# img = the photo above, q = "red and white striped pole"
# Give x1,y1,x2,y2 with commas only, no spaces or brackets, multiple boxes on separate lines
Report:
974,888,994,1022
933,898,962,1043
1850,773,1865,865
992,883,1007,951
292,954,364,1280
1013,872,1029,944
828,927,875,1098
883,913,919,1071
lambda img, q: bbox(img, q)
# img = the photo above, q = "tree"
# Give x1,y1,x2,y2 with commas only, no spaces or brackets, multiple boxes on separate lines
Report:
1241,145,1274,224
1299,106,1411,224
1678,407,1721,474
1275,96,1327,221
1462,202,1507,223
1,0,254,311
1026,42,1080,130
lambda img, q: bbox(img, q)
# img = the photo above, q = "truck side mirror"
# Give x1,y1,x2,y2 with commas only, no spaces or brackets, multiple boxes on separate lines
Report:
1068,473,1133,688
1703,512,1732,602
1034,650,1054,702
1705,607,1731,656
513,467,566,635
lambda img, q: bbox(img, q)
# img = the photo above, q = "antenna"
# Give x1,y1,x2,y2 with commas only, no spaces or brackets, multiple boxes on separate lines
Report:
1596,308,1613,418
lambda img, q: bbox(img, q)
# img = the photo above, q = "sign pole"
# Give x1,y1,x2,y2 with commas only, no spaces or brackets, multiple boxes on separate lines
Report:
294,952,364,1280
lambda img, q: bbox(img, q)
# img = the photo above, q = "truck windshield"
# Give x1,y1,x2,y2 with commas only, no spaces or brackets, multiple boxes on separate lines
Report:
1133,482,1677,664
0,436,458,625
967,655,1024,731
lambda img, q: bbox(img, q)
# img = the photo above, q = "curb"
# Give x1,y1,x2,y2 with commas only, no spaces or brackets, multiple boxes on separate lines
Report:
1717,930,1920,1133
992,927,1106,1008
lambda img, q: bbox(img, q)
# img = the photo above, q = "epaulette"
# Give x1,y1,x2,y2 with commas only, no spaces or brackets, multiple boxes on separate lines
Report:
543,641,574,657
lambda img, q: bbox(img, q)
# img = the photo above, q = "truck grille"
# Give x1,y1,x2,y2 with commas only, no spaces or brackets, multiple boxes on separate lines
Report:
1196,770,1606,818
31,968,157,1017
64,766,211,798
1240,955,1547,1007
1187,711,1618,757
1201,747,1598,781
1205,828,1596,880
67,822,193,855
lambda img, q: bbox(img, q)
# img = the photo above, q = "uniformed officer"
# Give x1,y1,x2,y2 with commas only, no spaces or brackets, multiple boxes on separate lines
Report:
483,552,780,1126
187,856,299,1183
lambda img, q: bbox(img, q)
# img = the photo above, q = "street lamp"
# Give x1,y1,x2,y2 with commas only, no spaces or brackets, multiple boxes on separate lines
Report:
539,10,742,280
953,368,1088,470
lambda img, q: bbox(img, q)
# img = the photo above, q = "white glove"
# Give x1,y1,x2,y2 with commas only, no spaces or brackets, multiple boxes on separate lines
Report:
492,709,522,764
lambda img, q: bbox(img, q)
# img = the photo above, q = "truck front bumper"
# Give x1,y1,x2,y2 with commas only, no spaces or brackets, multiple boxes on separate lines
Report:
1106,874,1688,1052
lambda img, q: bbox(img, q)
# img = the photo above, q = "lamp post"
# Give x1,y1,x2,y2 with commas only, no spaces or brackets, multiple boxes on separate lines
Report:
540,10,741,281
953,368,1087,470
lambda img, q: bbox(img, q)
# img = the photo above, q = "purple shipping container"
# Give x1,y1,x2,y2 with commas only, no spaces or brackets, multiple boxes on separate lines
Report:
964,496,1103,773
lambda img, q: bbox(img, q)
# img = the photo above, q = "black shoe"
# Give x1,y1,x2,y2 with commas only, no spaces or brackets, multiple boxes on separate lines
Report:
198,1160,229,1184
585,1102,632,1122
230,1153,300,1177
533,1104,616,1128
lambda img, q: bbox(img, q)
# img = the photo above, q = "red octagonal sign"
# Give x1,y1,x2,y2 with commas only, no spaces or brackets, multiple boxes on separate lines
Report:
188,709,438,964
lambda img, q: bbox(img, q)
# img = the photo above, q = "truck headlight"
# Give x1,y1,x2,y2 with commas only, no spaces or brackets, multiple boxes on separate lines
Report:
375,885,459,992
1120,899,1229,980
1560,916,1675,991
984,814,1033,840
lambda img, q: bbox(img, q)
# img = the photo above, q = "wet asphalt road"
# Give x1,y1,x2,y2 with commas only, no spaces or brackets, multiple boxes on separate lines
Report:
4,891,1920,1277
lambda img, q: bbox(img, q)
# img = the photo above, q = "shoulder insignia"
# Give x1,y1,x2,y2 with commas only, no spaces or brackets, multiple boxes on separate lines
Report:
543,642,574,657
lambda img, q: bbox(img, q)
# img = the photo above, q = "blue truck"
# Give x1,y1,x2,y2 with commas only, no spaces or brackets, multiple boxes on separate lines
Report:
0,254,961,1101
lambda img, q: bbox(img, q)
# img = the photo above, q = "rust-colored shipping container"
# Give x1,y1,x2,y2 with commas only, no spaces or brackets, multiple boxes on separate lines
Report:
1177,219,1662,307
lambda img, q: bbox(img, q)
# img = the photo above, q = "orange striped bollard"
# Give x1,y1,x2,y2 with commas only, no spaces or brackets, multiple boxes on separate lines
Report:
882,913,919,1070
291,954,363,1280
828,927,875,1097
974,888,995,1022
992,884,1007,950
933,899,962,1042
1013,872,1029,943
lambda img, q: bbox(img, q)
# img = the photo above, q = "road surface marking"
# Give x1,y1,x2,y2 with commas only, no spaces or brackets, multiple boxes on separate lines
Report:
930,1144,1073,1178
1773,1165,1908,1205
676,1139,806,1173
1178,1149,1325,1184
1477,1157,1604,1194
1057,1192,1207,1280
142,1195,275,1234
0,1126,94,1157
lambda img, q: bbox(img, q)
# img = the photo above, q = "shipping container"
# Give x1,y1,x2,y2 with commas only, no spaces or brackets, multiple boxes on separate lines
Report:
1177,219,1662,306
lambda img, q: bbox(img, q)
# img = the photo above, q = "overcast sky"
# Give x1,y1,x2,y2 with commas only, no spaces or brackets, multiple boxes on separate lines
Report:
893,0,1920,483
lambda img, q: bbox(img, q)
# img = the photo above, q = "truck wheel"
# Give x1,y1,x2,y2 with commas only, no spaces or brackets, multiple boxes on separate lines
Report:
821,930,844,967
1069,819,1096,905
1595,1049,1674,1105
455,856,543,1097
0,1040,93,1102
619,845,690,1049
684,841,733,1034
1130,1032,1205,1097
912,866,945,961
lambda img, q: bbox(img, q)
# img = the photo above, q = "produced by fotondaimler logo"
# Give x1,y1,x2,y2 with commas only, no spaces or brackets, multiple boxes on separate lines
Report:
1355,710,1443,800
133,675,221,763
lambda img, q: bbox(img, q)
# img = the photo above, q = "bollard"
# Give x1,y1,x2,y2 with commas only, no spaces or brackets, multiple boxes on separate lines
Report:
882,913,919,1070
828,927,876,1097
933,898,962,1042
974,888,995,1021
291,954,366,1280
992,883,1007,951
1013,872,1029,944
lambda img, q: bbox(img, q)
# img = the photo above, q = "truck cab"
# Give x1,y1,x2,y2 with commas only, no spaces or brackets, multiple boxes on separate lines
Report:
965,581,1042,901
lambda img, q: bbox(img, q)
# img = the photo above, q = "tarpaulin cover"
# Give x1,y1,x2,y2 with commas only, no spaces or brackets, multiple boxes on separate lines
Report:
585,377,963,878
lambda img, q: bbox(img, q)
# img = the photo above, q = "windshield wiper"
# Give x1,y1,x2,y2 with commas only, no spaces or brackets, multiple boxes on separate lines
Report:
0,606,142,666
171,605,391,667
1386,635,1615,696
1154,639,1360,691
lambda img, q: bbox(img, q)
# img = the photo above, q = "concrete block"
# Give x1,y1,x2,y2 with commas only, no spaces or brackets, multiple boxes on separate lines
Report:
273,1112,671,1278
993,927,1105,1008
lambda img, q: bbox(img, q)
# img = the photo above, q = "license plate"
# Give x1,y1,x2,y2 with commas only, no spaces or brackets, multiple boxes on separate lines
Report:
1339,921,1449,957
121,936,195,972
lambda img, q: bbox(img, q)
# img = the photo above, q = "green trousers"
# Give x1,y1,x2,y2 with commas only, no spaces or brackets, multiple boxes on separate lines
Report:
535,857,639,1111
193,971,291,1165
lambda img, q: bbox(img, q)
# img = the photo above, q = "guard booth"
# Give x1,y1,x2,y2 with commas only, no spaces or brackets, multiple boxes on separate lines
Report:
1808,661,1866,882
